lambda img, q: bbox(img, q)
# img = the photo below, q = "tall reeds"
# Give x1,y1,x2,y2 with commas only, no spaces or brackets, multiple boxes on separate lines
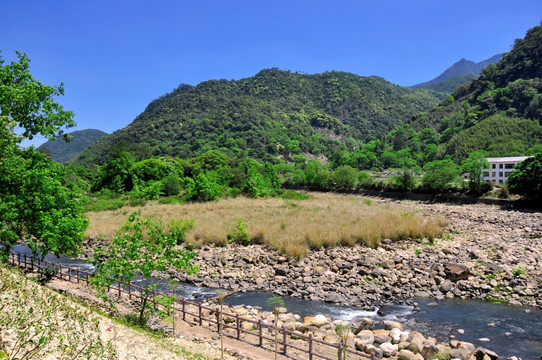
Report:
86,193,447,258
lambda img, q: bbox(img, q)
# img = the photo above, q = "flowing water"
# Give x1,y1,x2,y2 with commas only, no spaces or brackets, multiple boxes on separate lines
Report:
11,245,542,359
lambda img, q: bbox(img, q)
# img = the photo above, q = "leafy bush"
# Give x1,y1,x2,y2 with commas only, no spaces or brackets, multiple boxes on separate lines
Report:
227,218,251,244
92,212,198,325
330,165,358,189
422,159,460,192
130,179,163,200
162,173,182,196
391,170,416,192
507,152,542,200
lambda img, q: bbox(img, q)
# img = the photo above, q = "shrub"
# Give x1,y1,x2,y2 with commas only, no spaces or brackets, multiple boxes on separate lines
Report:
330,165,358,189
162,173,182,196
391,170,416,192
508,152,542,200
227,218,250,244
422,159,460,192
130,179,163,200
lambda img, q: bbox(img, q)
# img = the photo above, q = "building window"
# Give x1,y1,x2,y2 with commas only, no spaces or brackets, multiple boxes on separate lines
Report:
499,180,504,184
492,164,496,169
499,164,504,169
505,163,515,169
492,172,496,177
499,172,503,177
483,172,489,177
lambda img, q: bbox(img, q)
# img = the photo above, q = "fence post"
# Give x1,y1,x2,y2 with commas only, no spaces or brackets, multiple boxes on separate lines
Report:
182,299,186,321
68,266,72,282
258,319,263,347
128,283,132,300
308,333,313,360
23,253,27,267
236,314,240,339
118,281,121,297
86,271,90,286
17,252,20,266
198,303,202,326
216,307,220,332
338,342,343,360
282,325,287,355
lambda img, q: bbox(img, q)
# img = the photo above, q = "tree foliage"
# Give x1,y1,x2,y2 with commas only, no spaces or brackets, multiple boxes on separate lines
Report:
461,151,490,195
0,52,87,261
74,70,441,166
507,152,542,200
421,159,460,192
91,212,198,325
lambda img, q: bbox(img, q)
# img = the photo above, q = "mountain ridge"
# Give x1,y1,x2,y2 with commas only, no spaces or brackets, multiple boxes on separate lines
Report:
411,53,504,90
38,129,107,163
74,70,442,166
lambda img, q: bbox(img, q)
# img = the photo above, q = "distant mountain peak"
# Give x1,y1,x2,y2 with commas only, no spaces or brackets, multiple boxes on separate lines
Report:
412,53,504,90
37,129,108,163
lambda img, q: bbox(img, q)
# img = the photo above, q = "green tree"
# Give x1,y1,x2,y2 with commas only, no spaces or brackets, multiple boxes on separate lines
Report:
422,159,460,192
1,51,86,261
461,151,490,195
330,165,358,189
507,153,542,200
305,160,330,188
91,212,198,325
92,151,135,193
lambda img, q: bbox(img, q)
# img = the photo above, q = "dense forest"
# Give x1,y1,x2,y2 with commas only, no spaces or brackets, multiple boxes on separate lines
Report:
408,25,542,160
74,70,442,166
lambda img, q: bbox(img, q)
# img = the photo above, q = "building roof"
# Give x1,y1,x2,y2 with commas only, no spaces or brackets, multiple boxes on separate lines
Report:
485,156,531,163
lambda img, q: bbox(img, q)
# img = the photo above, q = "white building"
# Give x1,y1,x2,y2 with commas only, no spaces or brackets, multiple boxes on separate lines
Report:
483,156,531,184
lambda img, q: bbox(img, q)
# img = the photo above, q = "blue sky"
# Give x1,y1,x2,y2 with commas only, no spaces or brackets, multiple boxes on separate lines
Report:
2,0,541,147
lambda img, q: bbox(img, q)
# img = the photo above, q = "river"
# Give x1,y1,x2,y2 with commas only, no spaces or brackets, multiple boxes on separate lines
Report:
11,245,542,359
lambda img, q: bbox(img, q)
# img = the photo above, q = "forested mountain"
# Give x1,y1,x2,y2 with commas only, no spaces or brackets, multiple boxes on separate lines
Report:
75,70,441,166
408,25,542,160
412,54,503,91
37,129,107,163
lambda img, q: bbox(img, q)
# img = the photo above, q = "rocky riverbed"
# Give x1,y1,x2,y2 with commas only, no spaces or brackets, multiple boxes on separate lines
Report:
164,199,541,310
192,299,503,360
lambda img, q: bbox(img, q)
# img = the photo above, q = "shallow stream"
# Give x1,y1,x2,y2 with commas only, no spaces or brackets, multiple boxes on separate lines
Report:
12,245,542,359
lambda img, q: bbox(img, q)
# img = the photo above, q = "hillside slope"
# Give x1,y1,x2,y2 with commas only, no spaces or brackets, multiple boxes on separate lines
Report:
38,129,107,163
409,25,542,159
75,70,441,165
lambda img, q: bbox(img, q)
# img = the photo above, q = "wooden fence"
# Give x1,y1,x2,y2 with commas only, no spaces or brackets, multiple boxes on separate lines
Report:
9,251,378,360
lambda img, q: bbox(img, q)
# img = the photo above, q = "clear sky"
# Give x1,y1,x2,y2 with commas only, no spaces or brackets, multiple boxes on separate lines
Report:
2,0,541,147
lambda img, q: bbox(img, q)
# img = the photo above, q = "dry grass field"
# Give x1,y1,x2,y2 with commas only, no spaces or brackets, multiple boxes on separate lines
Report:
86,192,447,258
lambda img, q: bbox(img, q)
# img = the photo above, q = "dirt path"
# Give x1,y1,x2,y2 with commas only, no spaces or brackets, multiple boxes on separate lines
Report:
47,278,294,360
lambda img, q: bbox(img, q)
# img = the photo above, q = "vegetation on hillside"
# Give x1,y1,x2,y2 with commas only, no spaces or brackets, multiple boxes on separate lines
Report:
0,265,117,359
75,70,442,166
408,25,542,161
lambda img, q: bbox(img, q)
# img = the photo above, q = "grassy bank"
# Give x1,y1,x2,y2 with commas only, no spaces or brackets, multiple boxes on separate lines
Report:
87,192,447,258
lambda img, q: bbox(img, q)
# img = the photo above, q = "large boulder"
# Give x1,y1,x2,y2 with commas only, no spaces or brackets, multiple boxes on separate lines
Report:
379,342,398,357
444,263,470,282
468,347,499,360
406,332,425,354
355,330,375,347
351,316,374,333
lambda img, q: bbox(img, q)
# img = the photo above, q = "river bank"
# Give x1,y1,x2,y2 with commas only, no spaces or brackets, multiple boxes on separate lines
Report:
150,196,541,310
